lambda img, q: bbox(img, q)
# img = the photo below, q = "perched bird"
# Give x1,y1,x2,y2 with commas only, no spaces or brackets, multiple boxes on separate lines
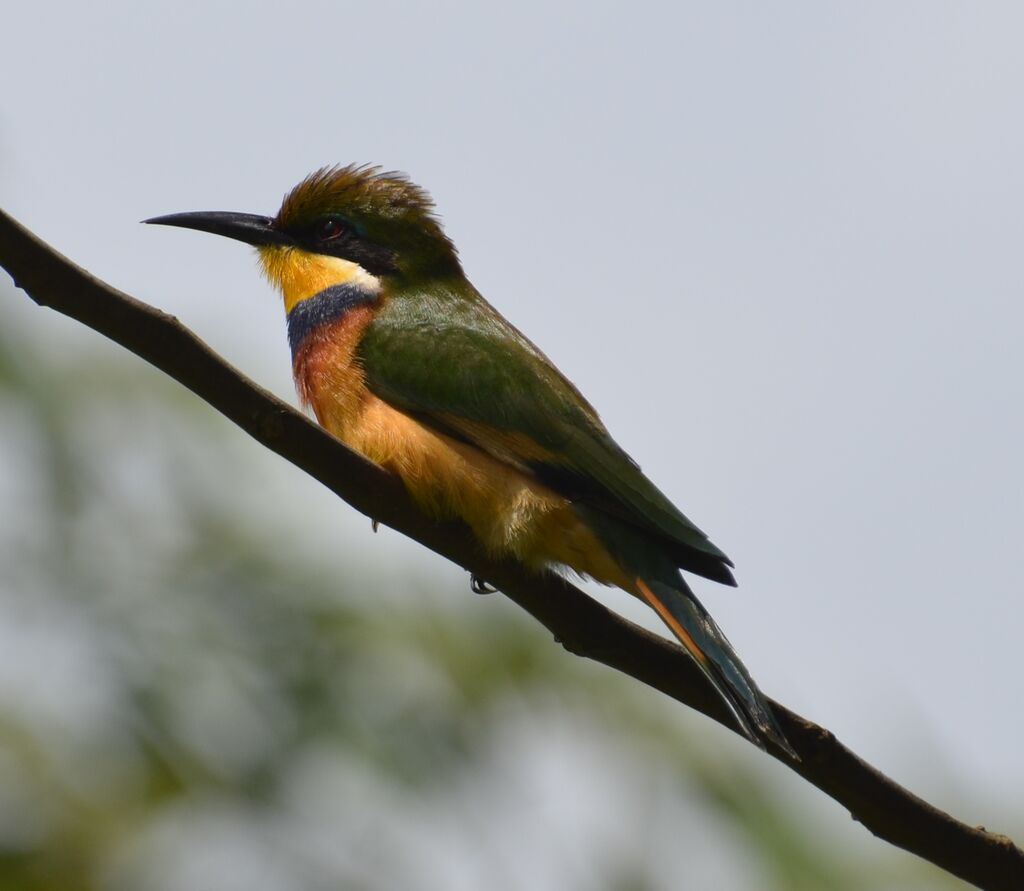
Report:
146,165,793,755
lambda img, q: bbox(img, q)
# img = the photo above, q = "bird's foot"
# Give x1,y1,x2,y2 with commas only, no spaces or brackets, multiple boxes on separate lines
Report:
470,575,496,595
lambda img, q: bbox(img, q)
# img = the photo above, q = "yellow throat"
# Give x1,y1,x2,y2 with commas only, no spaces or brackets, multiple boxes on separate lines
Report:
258,246,380,313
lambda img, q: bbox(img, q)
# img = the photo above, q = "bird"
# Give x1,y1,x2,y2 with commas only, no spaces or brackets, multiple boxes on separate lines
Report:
145,165,794,756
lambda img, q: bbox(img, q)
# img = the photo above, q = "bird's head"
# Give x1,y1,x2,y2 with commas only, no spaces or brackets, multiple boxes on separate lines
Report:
145,165,461,311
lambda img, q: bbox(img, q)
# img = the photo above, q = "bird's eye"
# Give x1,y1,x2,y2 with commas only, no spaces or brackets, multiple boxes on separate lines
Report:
315,217,348,241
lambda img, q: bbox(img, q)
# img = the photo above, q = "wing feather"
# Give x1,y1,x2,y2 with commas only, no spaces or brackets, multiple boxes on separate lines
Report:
357,281,735,584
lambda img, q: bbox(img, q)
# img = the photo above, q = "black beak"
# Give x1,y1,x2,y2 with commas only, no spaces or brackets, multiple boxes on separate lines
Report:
143,211,294,247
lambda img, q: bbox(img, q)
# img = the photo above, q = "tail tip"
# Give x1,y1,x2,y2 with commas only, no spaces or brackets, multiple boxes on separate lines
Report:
747,713,799,761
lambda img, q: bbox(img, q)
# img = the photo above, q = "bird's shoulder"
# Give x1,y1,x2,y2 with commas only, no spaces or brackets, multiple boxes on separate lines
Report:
358,278,603,436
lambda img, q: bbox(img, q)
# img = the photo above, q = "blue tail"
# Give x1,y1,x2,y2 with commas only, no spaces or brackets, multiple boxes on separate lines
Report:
636,575,795,757
576,506,796,756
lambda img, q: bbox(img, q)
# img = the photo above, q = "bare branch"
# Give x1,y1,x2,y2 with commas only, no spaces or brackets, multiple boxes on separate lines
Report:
1,208,1021,890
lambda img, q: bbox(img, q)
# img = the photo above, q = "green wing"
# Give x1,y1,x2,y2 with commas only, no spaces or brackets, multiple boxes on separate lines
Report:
357,280,735,585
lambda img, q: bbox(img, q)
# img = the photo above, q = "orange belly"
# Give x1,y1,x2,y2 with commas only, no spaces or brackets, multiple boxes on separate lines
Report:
292,313,629,587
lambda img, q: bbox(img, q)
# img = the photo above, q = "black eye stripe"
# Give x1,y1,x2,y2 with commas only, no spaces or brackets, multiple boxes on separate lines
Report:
286,216,397,275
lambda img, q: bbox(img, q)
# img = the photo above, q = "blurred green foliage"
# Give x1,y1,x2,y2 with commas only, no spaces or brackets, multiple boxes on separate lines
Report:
0,305,967,891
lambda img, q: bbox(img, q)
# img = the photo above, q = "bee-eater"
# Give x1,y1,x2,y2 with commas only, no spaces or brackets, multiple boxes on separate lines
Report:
146,165,793,755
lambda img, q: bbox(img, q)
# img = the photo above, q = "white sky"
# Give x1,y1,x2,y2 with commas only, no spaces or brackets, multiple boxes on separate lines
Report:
3,0,1023,849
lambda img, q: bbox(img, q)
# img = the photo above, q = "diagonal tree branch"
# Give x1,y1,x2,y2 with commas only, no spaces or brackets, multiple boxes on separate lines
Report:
1,207,1021,890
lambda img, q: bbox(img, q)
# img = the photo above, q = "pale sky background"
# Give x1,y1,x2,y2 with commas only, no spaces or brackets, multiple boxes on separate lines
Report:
3,0,1023,883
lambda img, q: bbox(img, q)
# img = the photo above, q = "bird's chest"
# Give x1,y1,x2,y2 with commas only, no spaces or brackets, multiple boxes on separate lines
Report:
291,305,376,441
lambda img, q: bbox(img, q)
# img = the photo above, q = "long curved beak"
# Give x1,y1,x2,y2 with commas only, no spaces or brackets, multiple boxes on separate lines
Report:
143,211,294,247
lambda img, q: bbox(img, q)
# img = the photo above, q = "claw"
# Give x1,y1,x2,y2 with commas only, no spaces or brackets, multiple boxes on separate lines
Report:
371,519,379,533
471,574,496,595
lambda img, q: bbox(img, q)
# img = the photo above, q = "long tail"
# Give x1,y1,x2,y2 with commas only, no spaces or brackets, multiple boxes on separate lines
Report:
635,575,797,758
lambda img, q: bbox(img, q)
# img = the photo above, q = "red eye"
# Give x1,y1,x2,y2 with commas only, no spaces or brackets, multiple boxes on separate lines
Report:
316,217,347,241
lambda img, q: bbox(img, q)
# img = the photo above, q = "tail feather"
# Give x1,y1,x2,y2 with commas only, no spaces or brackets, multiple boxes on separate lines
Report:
636,577,796,759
